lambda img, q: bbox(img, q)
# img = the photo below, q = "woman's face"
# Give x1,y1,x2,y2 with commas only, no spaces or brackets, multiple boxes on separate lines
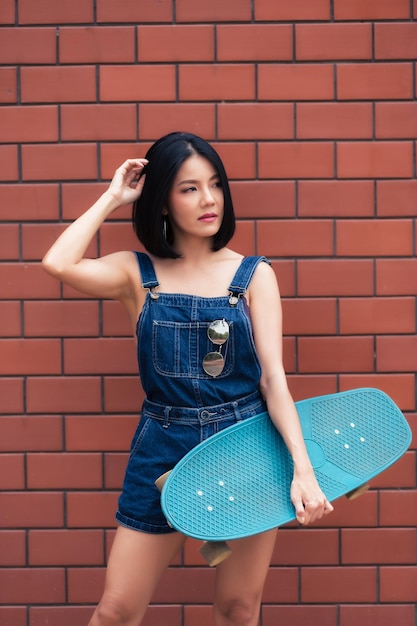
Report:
165,154,224,244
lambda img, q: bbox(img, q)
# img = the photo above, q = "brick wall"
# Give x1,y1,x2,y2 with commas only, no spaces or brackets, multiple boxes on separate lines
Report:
0,1,416,624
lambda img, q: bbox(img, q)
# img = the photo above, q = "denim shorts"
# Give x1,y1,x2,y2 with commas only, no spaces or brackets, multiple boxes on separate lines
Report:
115,390,267,534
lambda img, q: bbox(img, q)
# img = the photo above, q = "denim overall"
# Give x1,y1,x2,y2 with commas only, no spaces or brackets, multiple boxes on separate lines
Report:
116,253,269,533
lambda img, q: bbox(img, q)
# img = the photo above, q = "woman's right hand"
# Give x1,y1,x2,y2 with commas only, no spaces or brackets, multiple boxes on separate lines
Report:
106,158,148,208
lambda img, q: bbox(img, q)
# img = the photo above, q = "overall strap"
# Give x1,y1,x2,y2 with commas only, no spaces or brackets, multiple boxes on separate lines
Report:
132,251,159,289
228,256,271,306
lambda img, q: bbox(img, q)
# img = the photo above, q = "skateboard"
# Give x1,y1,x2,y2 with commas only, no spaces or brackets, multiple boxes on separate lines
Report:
156,388,412,566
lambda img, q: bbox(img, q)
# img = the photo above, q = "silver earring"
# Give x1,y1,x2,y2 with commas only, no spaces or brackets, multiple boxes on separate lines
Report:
163,217,167,240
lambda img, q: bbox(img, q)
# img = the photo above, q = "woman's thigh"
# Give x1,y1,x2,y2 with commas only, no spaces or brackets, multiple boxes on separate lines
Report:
213,530,278,624
91,525,186,625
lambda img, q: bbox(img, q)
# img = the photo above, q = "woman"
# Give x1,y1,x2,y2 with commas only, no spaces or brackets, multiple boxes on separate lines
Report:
43,132,333,626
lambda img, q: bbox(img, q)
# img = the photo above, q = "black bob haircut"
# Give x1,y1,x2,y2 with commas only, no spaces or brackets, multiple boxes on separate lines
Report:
132,132,235,259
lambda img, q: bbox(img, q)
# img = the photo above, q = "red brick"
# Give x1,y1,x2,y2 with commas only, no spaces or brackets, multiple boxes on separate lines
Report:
217,24,292,61
259,64,334,101
258,220,333,258
297,103,372,139
179,65,255,101
22,143,97,181
22,224,97,261
213,143,256,180
298,337,374,373
60,26,135,63
0,531,26,566
0,378,24,413
282,299,337,336
0,67,17,103
27,453,102,489
298,181,374,217
287,376,338,402
255,0,330,20
0,27,56,64
29,529,104,566
371,452,416,489
380,491,417,526
63,338,136,374
19,0,94,23
218,103,293,140
228,220,254,257
65,415,137,451
102,301,132,337
99,142,149,180
231,181,296,219
377,336,417,372
298,260,374,297
26,376,101,414
339,374,415,412
296,23,371,60
24,300,99,337
0,568,65,604
21,66,96,103
0,493,64,528
100,66,175,102
0,224,19,260
337,142,413,179
376,259,417,296
272,529,339,565
67,567,105,603
67,492,118,528
336,0,409,18
342,528,416,565
337,63,413,100
138,25,214,62
0,145,18,181
0,339,61,375
176,0,251,22
340,605,416,626
98,222,144,256
0,0,15,23
0,454,25,489
61,104,137,141
377,180,417,217
380,567,417,602
0,416,62,452
376,102,417,139
0,183,59,221
97,0,173,22
339,297,415,335
0,105,58,142
314,491,378,528
271,260,296,297
103,377,144,413
337,219,412,256
376,23,417,61
263,605,337,626
139,103,215,141
259,142,334,179
30,606,95,626
104,453,128,489
302,567,377,603
61,182,108,221
0,263,60,299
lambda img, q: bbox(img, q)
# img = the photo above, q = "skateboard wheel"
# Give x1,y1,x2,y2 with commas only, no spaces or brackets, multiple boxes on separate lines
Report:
199,541,232,567
346,483,370,500
154,470,172,492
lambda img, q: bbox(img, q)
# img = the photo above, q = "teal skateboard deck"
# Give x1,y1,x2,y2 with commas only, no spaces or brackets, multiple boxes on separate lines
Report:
158,389,411,559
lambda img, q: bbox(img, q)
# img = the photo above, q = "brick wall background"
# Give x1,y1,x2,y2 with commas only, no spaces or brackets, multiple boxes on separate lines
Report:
1,1,417,624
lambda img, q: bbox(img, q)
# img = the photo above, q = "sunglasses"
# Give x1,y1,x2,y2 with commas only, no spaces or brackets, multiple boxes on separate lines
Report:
203,319,230,377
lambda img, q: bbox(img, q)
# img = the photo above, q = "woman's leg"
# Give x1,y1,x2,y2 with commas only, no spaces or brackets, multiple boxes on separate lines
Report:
213,529,278,626
89,525,186,626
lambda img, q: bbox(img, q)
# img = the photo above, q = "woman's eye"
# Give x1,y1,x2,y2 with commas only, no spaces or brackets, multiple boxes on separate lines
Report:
182,186,196,193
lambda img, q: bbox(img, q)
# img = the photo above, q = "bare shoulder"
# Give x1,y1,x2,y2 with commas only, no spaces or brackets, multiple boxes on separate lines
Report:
246,259,279,306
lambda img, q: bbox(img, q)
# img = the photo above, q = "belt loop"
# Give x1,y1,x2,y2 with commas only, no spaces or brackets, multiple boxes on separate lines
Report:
232,401,242,422
163,406,171,428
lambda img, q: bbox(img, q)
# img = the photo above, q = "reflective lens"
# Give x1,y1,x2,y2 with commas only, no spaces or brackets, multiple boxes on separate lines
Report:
203,319,230,377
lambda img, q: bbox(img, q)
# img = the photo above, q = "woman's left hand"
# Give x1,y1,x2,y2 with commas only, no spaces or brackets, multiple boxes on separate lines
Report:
290,470,334,525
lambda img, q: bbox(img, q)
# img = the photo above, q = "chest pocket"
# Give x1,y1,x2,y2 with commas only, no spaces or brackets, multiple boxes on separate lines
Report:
152,320,235,379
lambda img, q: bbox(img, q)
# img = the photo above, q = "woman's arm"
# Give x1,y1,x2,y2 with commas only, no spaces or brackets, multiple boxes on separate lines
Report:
248,261,334,525
42,158,147,300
